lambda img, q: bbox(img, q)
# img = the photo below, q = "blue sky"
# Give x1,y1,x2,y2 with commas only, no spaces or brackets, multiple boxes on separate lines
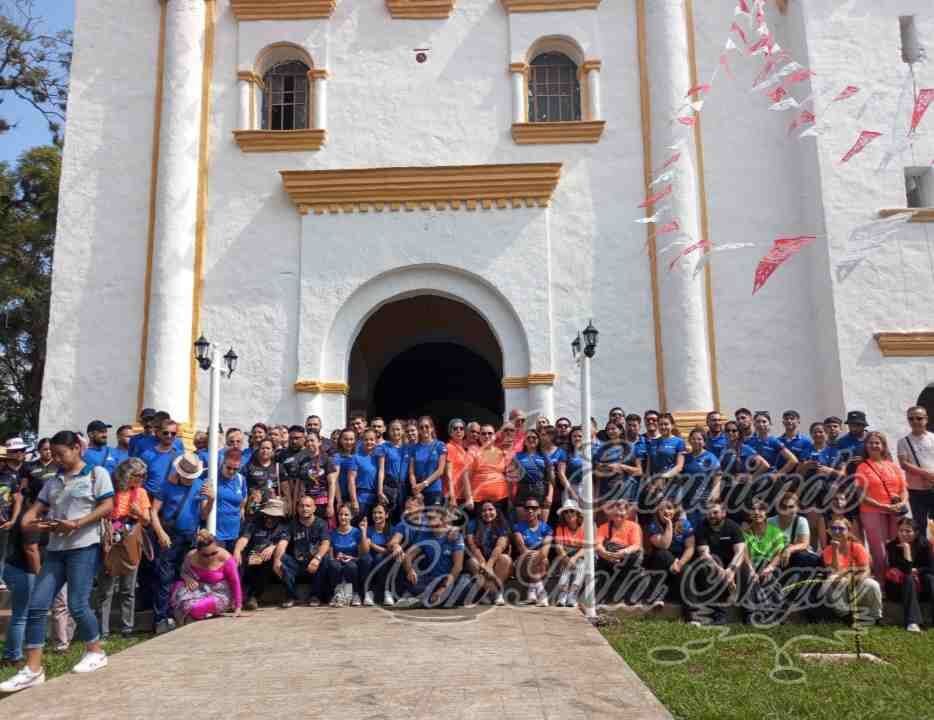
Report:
0,0,74,165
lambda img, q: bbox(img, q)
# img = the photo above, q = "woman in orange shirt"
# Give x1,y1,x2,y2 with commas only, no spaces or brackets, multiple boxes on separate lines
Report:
595,499,644,605
465,424,510,516
855,432,909,581
445,418,472,512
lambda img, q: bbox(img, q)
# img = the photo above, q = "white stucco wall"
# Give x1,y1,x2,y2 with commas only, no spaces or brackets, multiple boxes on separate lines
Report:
42,0,934,441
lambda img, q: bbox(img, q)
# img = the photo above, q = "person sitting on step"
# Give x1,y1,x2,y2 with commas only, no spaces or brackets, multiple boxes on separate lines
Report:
233,498,287,610
273,495,334,608
170,530,242,625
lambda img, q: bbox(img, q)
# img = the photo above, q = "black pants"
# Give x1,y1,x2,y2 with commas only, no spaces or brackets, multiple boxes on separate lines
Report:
885,572,934,628
242,561,276,601
908,489,934,537
281,555,336,602
596,551,646,605
645,550,696,616
684,556,752,623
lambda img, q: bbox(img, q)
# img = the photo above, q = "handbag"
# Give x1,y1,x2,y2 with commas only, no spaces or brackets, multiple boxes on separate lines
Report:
865,461,910,516
104,488,145,577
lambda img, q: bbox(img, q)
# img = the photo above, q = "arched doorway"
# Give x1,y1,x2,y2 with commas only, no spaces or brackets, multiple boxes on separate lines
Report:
918,383,934,432
348,295,505,437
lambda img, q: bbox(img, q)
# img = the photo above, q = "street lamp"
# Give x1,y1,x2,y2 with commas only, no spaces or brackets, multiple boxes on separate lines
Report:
193,335,238,535
573,320,599,621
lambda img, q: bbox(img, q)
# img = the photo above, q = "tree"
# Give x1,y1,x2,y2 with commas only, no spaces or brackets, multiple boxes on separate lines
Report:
0,145,59,438
0,0,72,144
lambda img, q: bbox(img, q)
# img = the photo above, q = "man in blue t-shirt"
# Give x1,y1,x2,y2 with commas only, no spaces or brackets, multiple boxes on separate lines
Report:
140,419,184,496
778,410,814,469
704,411,729,459
835,410,869,468
396,507,469,608
83,420,120,476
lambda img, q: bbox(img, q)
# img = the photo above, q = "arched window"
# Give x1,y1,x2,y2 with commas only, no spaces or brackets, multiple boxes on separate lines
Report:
262,61,309,131
528,52,581,123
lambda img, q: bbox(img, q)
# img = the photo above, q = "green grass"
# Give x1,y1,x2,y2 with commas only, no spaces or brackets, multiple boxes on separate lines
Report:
603,619,934,720
0,634,146,687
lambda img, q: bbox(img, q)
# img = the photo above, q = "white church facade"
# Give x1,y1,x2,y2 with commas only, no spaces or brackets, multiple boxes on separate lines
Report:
40,0,934,441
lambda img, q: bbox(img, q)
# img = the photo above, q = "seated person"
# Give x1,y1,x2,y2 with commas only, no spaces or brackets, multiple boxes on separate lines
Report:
170,531,242,625
819,517,882,628
233,498,288,610
767,491,819,568
465,501,512,606
553,498,587,608
386,494,428,600
512,498,554,607
397,507,470,609
741,498,787,625
328,503,365,607
273,496,334,608
690,500,748,626
645,499,695,617
884,517,933,632
359,503,395,606
596,499,645,606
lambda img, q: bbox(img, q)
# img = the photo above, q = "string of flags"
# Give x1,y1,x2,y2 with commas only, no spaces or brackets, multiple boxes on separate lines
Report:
633,0,929,295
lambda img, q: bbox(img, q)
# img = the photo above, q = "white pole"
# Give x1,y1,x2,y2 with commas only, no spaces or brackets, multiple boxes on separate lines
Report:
206,345,220,535
580,352,597,620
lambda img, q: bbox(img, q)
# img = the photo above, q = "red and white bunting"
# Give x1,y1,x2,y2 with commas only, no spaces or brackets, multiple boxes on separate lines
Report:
639,185,673,209
839,130,882,163
910,89,934,133
832,85,860,102
752,235,817,294
668,238,711,272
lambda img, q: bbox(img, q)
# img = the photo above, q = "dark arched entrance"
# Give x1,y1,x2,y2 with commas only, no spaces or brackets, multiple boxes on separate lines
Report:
348,296,505,437
918,384,934,432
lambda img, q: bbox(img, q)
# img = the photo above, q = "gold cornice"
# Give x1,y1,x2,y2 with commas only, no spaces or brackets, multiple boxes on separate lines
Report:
878,208,934,222
502,377,529,389
386,0,455,18
509,62,529,75
527,373,557,386
511,121,606,145
237,70,264,88
233,129,327,152
280,163,562,215
308,68,330,80
501,0,600,11
581,59,602,73
294,380,350,395
875,332,934,357
230,0,337,20
503,373,556,389
672,412,710,431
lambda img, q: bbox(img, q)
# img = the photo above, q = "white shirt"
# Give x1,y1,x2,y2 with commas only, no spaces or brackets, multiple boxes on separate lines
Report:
897,431,934,491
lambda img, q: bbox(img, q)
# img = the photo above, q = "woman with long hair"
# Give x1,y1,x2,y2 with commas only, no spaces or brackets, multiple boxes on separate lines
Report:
645,499,696,618
719,420,769,522
562,426,585,504
3,431,115,692
820,517,883,627
885,517,934,632
540,427,568,518
327,429,360,517
680,428,721,529
512,497,553,606
553,499,587,608
445,418,472,511
376,420,407,520
465,501,512,606
170,530,242,625
353,429,380,521
855,431,909,581
329,503,364,607
511,428,553,522
409,416,447,507
358,503,393,606
464,425,511,516
243,439,281,519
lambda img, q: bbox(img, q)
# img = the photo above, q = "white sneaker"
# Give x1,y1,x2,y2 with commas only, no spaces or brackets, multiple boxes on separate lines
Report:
383,592,396,607
363,591,375,607
536,591,549,608
351,594,362,607
307,597,321,607
72,652,108,674
495,592,505,606
556,591,569,607
0,666,45,693
525,586,538,604
567,591,579,607
907,623,922,633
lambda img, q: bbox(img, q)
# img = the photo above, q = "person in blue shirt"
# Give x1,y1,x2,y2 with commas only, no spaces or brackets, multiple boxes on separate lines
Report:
680,429,721,529
834,410,870,470
646,414,687,478
353,430,380,521
797,422,845,542
704,411,729,459
779,410,815,470
594,422,642,508
327,429,359,515
214,449,246,552
148,452,211,635
83,420,120,476
221,428,251,470
512,498,553,606
465,501,512,606
540,427,567,518
562,427,586,504
624,414,649,475
376,420,407,519
128,408,158,457
512,429,553,521
329,503,365,607
719,421,769,522
358,502,393,606
113,425,133,466
408,416,447,507
646,499,697,618
140,419,184,496
747,411,798,507
396,507,469,609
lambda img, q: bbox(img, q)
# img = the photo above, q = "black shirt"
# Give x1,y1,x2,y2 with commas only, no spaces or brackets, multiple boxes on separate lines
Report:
696,518,744,565
4,511,40,572
21,460,57,505
243,462,280,497
886,537,932,575
285,517,329,564
239,519,287,554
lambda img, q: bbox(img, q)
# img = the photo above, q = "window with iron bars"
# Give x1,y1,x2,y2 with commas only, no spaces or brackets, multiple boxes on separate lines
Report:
262,61,309,131
528,52,582,123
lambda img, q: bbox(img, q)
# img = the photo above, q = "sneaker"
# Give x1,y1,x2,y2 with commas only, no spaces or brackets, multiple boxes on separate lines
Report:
307,597,322,607
687,620,703,628
364,592,375,607
280,599,295,609
525,586,538,605
556,591,569,607
495,592,505,606
72,652,108,674
154,619,171,635
0,666,45,693
53,642,70,653
351,594,362,607
907,623,922,633
567,591,579,608
393,596,422,610
329,595,343,608
536,592,549,608
382,592,396,607
243,597,259,611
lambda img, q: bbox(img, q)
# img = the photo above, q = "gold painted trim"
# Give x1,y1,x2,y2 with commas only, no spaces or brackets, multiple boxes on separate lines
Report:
878,208,934,222
502,374,556,389
386,0,455,18
177,422,196,451
527,373,557,386
875,332,934,357
501,0,601,11
230,0,337,20
280,163,562,215
237,70,264,88
509,61,529,75
672,411,710,431
684,0,720,411
294,380,350,395
581,59,602,73
308,68,330,80
511,120,605,144
189,0,216,425
502,377,530,389
138,0,169,415
636,0,667,411
234,129,327,152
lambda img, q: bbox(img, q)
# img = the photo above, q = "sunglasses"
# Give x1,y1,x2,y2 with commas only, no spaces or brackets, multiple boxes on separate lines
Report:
160,431,177,437
223,465,239,473
909,416,927,421
481,431,495,436
452,425,465,431
525,505,540,511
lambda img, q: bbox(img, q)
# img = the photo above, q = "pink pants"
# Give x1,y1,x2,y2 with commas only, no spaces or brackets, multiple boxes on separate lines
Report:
860,511,899,581
188,596,222,621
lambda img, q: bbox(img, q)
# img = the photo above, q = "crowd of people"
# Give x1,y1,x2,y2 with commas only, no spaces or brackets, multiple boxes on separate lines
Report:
1,402,933,694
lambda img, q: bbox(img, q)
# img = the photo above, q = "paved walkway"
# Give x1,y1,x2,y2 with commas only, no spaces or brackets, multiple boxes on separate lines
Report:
1,606,671,719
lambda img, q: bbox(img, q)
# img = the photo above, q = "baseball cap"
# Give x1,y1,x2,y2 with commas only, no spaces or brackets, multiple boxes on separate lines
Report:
86,420,112,434
140,408,157,421
4,437,27,452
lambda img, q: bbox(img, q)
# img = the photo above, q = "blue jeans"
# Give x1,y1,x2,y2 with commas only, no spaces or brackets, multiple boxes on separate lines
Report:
908,489,934,536
280,555,336,601
2,563,36,661
153,532,193,623
25,545,101,650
